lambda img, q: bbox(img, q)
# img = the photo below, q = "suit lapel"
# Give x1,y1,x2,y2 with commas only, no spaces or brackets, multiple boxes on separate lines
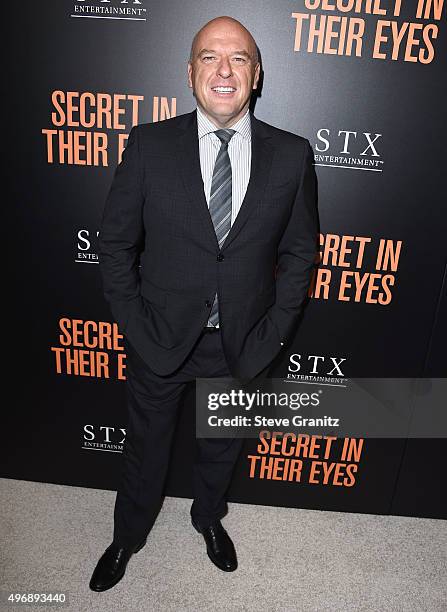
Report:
222,112,274,250
174,109,274,251
175,111,218,248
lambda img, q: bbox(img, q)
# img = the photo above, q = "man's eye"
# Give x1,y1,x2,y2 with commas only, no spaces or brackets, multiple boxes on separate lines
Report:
203,56,216,61
233,57,247,63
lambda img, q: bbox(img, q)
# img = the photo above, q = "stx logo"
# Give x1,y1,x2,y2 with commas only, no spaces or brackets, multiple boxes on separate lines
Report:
288,354,347,377
84,424,126,443
316,129,382,157
83,424,127,451
312,129,384,171
76,228,99,263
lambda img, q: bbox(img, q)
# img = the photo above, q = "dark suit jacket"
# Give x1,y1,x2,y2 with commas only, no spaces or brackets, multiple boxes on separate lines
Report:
98,109,319,379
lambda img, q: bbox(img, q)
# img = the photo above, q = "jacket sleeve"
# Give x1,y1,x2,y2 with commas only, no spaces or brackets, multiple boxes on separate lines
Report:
268,138,319,343
98,125,146,332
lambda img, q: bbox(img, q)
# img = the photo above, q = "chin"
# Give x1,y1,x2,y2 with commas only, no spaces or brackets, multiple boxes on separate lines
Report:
205,100,240,114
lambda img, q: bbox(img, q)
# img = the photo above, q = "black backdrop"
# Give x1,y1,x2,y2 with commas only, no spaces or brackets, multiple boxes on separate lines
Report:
6,0,446,519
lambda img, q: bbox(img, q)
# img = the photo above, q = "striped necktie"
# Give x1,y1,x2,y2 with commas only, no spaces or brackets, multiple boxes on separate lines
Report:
207,128,236,327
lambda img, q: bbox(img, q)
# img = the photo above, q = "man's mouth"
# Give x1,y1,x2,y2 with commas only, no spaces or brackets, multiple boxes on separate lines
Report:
211,86,236,95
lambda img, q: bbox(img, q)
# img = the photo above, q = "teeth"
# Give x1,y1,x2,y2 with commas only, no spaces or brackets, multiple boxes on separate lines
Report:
212,87,235,93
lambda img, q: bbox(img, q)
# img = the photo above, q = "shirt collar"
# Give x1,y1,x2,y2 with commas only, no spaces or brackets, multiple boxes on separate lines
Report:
196,105,251,141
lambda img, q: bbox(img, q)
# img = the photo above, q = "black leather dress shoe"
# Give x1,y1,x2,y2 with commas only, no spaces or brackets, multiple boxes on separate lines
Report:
89,537,147,592
191,518,238,572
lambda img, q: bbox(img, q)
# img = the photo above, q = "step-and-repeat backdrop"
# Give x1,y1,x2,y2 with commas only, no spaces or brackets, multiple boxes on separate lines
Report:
7,1,446,518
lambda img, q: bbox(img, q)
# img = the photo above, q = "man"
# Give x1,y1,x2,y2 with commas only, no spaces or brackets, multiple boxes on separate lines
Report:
90,16,318,592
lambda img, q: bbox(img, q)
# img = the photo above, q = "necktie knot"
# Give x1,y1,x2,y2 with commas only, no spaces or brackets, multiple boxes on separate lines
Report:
214,129,235,148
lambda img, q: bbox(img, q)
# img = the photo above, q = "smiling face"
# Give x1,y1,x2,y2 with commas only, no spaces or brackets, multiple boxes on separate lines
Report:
187,17,260,128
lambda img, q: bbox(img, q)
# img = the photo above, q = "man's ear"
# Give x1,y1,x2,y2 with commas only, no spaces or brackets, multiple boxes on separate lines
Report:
187,62,193,89
252,63,260,90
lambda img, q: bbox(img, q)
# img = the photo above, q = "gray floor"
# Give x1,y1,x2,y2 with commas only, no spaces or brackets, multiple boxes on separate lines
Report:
1,478,446,612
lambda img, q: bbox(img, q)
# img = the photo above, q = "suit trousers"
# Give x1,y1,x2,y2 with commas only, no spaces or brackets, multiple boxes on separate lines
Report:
112,327,247,549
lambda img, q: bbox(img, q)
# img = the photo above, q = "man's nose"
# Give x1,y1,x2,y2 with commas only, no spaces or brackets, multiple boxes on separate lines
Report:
217,56,232,78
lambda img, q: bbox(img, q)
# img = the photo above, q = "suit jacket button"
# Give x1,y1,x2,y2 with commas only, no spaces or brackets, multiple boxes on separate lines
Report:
280,341,284,346
217,254,224,261
205,300,212,308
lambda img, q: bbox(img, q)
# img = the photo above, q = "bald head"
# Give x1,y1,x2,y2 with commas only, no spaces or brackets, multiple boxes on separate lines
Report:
187,15,261,128
189,16,259,64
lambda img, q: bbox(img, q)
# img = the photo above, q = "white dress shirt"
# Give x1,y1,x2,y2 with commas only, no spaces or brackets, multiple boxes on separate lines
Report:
196,105,252,225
